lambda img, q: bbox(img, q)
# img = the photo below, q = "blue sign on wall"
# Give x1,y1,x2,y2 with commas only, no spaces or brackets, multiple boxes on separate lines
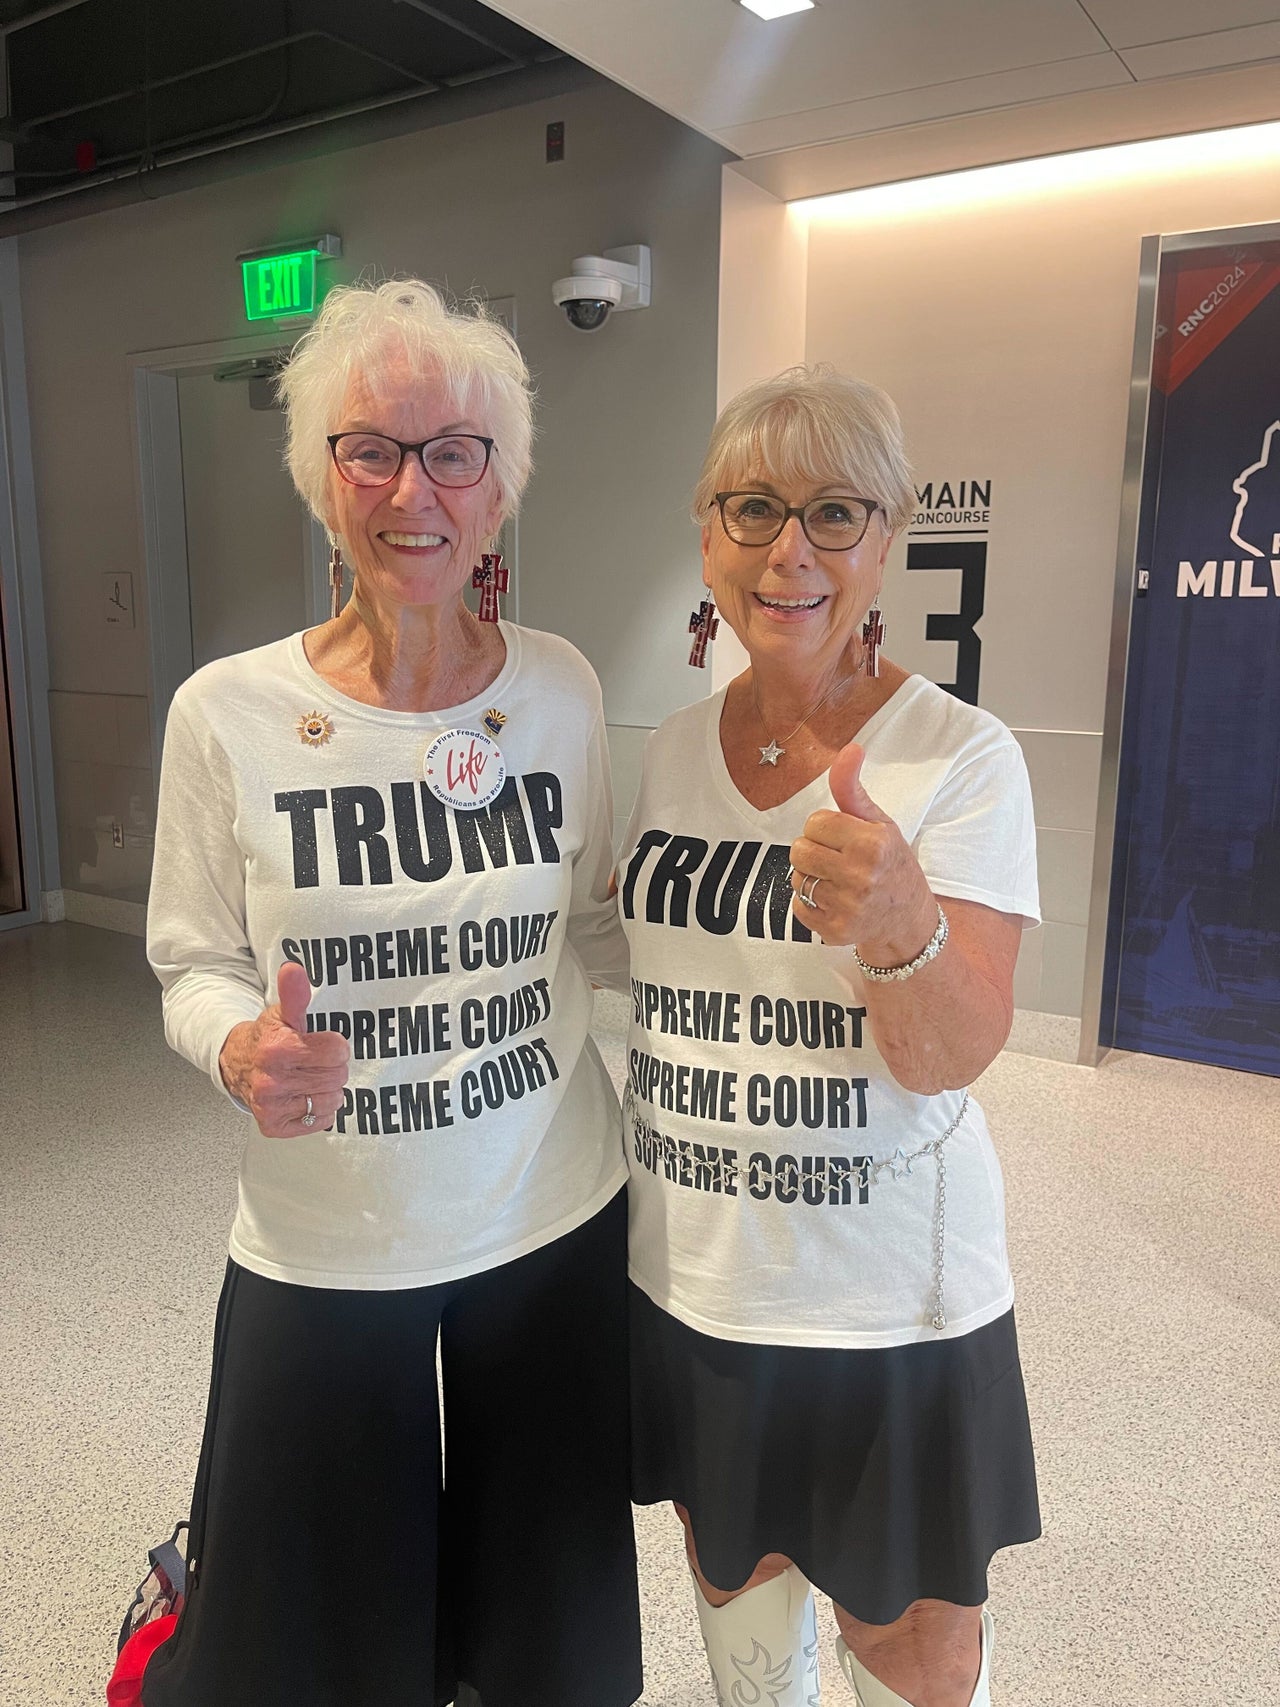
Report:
1110,241,1280,1075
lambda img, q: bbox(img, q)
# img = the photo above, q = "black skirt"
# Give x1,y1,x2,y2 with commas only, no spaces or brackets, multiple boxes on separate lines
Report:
630,1284,1040,1625
141,1193,642,1707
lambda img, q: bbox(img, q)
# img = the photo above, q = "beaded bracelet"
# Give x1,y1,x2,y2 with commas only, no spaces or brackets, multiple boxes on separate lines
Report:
853,902,949,983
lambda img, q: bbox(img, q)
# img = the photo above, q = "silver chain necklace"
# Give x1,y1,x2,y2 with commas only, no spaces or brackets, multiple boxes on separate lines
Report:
624,1086,969,1332
751,661,864,766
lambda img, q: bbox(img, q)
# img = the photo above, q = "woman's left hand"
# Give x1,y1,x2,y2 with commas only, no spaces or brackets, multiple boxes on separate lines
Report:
789,742,938,955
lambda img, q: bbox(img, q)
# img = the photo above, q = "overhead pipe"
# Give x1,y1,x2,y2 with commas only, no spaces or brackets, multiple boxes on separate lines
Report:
25,30,443,129
392,0,527,67
4,20,562,202
0,55,596,234
0,0,91,34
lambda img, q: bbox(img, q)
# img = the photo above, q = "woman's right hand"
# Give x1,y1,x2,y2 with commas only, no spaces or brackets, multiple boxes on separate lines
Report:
218,961,350,1136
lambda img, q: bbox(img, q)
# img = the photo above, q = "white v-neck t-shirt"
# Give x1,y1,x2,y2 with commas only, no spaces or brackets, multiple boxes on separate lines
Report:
148,623,628,1289
616,675,1040,1348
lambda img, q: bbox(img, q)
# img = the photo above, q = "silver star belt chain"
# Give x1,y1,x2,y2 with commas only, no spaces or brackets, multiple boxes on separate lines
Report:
625,1088,971,1333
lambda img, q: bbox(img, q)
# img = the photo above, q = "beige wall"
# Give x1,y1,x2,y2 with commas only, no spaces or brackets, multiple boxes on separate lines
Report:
720,129,1280,1016
17,81,725,922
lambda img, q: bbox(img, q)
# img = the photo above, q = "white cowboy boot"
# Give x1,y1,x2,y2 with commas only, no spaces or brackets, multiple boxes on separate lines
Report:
691,1563,821,1706
837,1607,994,1707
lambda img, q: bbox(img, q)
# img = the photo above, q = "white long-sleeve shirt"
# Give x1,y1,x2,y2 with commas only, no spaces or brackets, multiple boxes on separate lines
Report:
148,623,628,1288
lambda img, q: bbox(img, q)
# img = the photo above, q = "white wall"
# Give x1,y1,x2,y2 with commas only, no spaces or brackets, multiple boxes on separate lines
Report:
17,80,726,918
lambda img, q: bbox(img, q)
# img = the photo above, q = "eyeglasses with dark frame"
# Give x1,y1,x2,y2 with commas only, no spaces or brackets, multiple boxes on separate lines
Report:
713,490,882,551
328,432,496,489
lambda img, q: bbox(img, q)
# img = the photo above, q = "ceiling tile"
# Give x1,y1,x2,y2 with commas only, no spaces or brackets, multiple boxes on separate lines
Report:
1120,20,1280,76
484,0,1105,138
719,52,1132,155
1082,1,1280,49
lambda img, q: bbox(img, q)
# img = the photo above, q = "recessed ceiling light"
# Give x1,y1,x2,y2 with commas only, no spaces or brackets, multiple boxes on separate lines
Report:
740,0,815,18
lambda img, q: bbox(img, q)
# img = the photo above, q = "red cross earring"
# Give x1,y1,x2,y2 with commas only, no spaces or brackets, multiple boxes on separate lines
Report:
472,551,509,623
862,606,885,678
688,597,719,668
329,545,346,619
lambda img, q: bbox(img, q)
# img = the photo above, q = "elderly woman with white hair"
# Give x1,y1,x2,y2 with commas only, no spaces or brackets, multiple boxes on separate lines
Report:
617,366,1041,1707
135,281,641,1707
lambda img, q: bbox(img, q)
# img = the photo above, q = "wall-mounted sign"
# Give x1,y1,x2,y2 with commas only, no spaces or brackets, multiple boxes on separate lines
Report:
242,250,318,321
901,474,996,705
237,233,341,324
1109,236,1280,1075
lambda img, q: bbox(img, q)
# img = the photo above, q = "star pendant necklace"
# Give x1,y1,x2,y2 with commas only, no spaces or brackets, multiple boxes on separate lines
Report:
752,659,864,766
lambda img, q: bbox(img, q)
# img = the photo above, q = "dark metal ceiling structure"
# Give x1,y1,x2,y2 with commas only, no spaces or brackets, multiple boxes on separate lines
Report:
0,0,579,228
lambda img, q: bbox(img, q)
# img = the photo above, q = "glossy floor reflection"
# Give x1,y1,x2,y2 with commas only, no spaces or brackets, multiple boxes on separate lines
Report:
1,925,1276,1706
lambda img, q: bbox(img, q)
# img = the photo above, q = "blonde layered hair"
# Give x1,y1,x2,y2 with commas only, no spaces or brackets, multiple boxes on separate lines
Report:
277,278,534,532
693,365,915,534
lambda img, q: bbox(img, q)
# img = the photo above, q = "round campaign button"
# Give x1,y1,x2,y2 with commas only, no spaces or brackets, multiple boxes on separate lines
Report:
422,728,507,811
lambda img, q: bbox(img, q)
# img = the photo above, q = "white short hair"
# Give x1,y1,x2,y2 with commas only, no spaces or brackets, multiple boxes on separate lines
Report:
693,365,915,534
277,278,534,531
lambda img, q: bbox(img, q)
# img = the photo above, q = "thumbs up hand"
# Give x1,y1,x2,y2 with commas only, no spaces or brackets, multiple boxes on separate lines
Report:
217,959,351,1137
789,741,937,952
275,959,314,1034
828,741,887,823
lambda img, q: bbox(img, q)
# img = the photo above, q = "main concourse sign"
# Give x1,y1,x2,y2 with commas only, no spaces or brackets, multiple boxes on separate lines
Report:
904,475,995,706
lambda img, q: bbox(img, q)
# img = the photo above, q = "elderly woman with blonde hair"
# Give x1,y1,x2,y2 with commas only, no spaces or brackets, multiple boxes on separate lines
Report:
617,366,1041,1707
135,281,641,1707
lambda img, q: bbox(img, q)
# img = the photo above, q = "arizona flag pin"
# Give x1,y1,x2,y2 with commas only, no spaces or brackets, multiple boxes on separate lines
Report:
482,707,507,738
297,710,335,749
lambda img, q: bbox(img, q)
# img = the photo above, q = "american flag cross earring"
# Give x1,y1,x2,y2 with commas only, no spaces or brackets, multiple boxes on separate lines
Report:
472,552,509,623
329,546,345,619
862,606,885,678
688,597,719,668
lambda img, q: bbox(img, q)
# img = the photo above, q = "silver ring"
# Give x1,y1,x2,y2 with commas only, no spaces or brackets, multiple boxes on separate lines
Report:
301,1094,316,1128
798,873,821,910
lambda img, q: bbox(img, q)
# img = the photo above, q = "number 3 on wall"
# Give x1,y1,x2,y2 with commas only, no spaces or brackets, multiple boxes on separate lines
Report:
905,540,986,705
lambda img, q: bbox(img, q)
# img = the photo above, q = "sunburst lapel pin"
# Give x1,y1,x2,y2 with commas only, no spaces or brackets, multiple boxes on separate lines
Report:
297,710,335,749
482,707,507,737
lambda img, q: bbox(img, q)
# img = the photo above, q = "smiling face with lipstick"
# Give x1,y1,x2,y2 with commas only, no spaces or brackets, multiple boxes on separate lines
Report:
696,365,916,805
325,365,504,621
702,481,890,675
276,278,533,711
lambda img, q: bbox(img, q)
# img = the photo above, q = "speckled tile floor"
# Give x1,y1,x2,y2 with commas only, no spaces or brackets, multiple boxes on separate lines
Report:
2,924,1277,1706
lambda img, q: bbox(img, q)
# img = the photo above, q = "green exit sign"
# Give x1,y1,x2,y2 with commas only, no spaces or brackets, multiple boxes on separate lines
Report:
242,250,318,320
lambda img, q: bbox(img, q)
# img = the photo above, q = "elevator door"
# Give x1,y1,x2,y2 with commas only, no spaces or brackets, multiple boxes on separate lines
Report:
0,595,26,915
178,367,310,671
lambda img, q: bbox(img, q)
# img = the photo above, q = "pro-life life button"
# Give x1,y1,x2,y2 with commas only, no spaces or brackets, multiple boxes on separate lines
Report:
423,728,507,811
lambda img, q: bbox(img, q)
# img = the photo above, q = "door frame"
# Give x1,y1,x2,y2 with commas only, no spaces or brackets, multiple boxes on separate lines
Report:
0,238,55,931
130,330,328,795
1078,219,1280,1065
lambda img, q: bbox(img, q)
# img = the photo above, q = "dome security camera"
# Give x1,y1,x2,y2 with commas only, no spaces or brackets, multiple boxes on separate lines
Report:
553,245,651,331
